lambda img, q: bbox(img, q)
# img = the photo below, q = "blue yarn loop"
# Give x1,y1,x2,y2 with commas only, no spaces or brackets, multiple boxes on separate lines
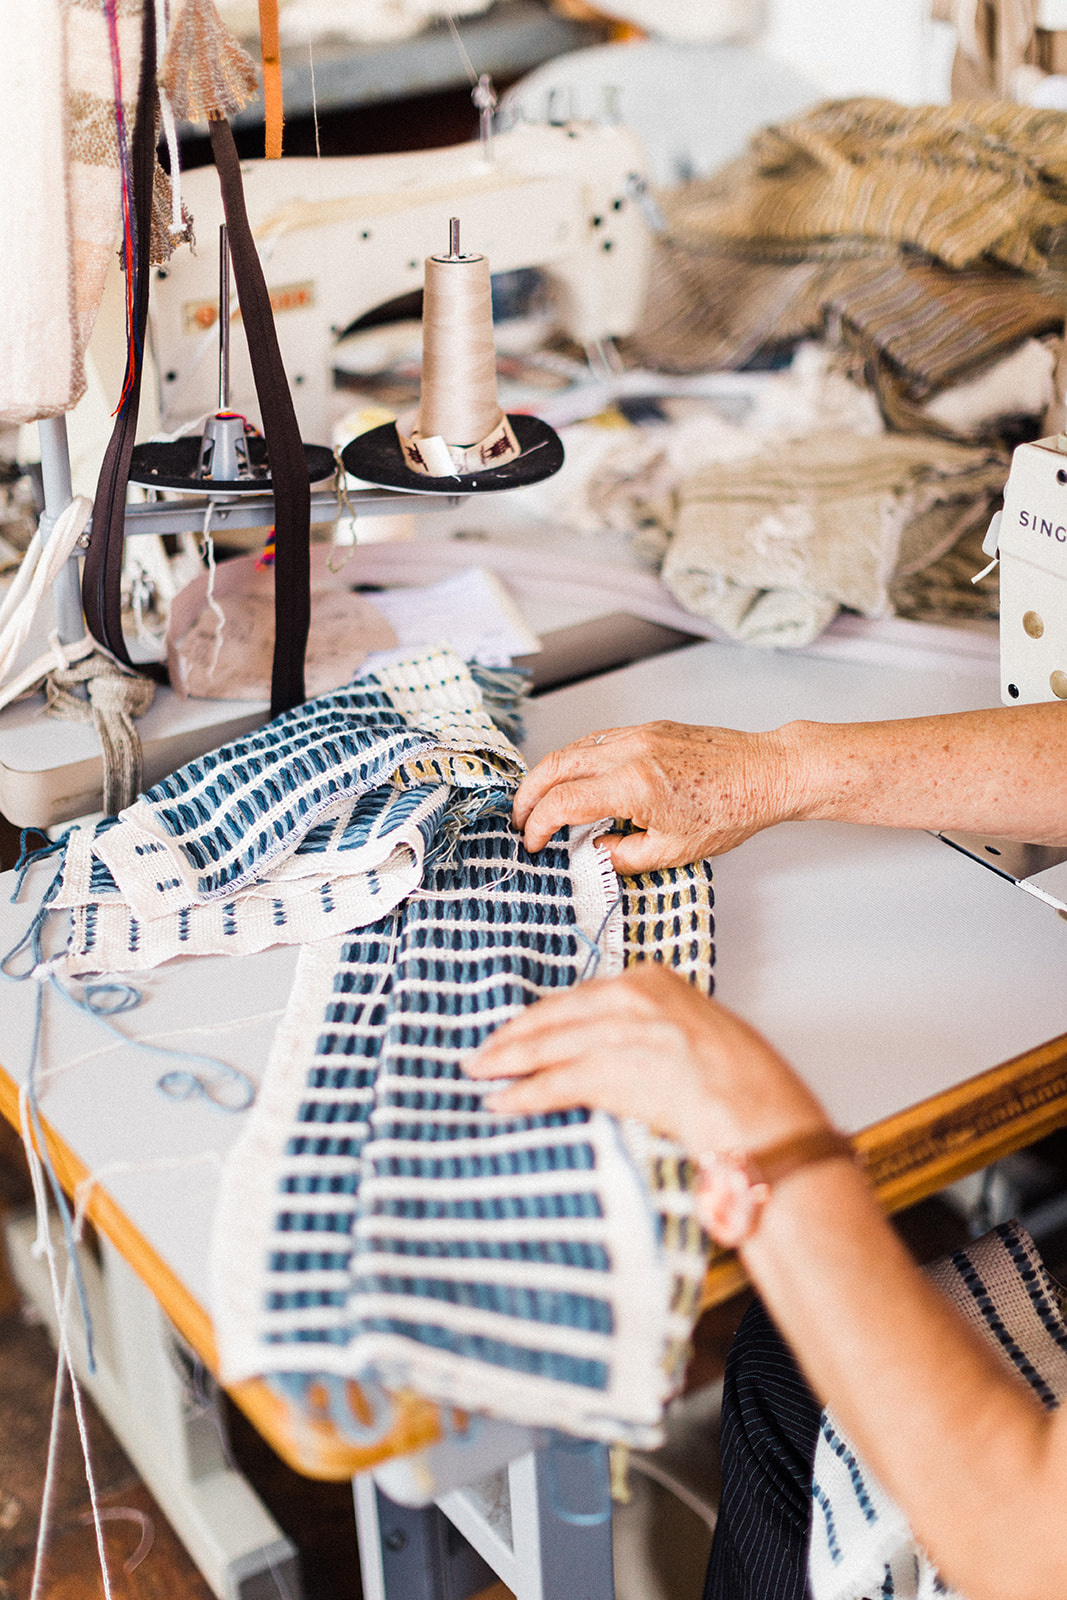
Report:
12,828,74,900
1,860,65,979
80,982,142,1016
0,864,258,1370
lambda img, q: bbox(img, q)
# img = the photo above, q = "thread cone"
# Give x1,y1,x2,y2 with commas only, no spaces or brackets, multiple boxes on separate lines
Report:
416,252,504,448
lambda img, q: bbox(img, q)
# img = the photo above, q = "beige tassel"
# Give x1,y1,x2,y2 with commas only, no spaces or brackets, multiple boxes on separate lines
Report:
160,0,259,126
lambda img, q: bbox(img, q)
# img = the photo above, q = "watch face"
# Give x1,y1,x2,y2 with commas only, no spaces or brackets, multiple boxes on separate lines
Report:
695,1152,771,1250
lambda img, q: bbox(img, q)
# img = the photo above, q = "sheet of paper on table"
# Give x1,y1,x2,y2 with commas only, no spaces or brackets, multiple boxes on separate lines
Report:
368,565,542,667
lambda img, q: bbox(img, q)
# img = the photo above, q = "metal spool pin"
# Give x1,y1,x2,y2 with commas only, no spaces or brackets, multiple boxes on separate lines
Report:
197,224,250,484
218,221,231,412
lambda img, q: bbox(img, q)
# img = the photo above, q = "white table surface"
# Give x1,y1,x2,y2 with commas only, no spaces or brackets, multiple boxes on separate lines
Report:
2,620,1066,1326
521,626,1067,1133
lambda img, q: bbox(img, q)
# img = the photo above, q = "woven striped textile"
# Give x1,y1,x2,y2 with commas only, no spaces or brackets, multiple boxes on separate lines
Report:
50,782,453,974
629,99,1067,434
33,643,716,1444
42,649,525,976
167,648,717,1445
93,647,520,916
809,1220,1067,1600
212,815,715,1444
668,100,1067,275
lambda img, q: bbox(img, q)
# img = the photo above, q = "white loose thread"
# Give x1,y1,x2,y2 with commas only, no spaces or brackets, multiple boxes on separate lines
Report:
304,12,321,159
200,501,227,677
19,1087,114,1600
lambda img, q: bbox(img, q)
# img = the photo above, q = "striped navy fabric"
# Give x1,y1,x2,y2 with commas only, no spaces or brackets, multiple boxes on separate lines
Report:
51,782,455,974
213,810,711,1444
704,1298,822,1600
809,1221,1067,1600
93,648,524,920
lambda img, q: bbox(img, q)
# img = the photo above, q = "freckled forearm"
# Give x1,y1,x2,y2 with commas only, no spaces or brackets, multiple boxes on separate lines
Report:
777,704,1067,844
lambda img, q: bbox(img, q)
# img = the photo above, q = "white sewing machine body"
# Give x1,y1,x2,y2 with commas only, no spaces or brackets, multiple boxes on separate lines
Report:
150,120,652,444
987,436,1067,705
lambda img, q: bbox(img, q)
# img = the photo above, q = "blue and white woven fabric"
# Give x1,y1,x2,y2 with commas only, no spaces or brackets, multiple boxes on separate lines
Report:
31,642,711,1442
211,807,710,1443
49,782,452,974
43,649,524,975
808,1220,1067,1600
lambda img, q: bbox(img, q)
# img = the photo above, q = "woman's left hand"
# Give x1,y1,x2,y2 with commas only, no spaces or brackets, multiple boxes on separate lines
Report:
465,965,829,1157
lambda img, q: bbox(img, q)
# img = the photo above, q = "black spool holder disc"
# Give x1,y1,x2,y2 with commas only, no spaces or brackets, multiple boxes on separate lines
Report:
128,436,336,493
341,414,564,495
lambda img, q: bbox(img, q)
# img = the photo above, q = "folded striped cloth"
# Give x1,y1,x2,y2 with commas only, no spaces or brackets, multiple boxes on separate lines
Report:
629,99,1067,440
809,1220,1067,1600
35,642,716,1444
44,649,524,975
666,100,1067,275
211,816,715,1444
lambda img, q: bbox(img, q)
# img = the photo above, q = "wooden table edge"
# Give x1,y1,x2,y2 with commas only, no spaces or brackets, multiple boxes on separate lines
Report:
700,1027,1067,1306
6,1027,1067,1477
0,1066,442,1480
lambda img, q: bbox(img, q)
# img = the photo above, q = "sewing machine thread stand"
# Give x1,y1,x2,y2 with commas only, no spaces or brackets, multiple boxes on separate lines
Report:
343,216,565,493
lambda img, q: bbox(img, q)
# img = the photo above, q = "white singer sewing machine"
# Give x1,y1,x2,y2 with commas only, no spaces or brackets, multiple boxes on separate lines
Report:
932,434,1067,909
981,434,1067,706
151,119,653,444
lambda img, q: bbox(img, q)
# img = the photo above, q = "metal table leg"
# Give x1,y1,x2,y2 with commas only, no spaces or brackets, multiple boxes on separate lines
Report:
355,1433,615,1600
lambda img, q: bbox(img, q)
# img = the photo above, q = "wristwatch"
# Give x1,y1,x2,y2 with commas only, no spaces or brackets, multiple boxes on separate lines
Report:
695,1127,855,1249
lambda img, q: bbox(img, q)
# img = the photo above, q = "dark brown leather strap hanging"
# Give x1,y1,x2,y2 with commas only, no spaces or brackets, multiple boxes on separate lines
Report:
82,0,157,671
208,115,310,717
207,116,308,716
84,11,309,717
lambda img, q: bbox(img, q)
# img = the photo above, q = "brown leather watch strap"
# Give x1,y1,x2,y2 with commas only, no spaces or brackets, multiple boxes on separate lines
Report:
745,1127,856,1188
695,1128,856,1248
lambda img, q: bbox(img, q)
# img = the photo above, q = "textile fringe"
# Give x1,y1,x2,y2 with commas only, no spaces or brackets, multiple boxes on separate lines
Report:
44,654,156,815
159,0,259,124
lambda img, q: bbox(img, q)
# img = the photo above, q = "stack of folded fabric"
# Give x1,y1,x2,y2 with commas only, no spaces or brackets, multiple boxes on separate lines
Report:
632,98,1067,444
660,430,1007,647
34,646,716,1450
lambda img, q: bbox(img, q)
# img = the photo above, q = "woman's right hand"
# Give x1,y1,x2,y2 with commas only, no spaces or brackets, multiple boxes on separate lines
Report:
465,964,830,1157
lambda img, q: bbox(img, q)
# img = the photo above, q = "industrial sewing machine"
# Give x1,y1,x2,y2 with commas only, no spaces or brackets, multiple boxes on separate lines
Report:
934,434,1067,909
982,435,1067,707
0,115,660,827
150,118,653,444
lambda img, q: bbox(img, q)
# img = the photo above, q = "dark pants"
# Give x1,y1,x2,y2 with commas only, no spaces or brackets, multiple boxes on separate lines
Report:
703,1300,822,1600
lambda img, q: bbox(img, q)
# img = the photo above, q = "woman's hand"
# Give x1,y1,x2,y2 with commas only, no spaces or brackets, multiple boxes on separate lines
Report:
512,720,802,872
466,965,829,1156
